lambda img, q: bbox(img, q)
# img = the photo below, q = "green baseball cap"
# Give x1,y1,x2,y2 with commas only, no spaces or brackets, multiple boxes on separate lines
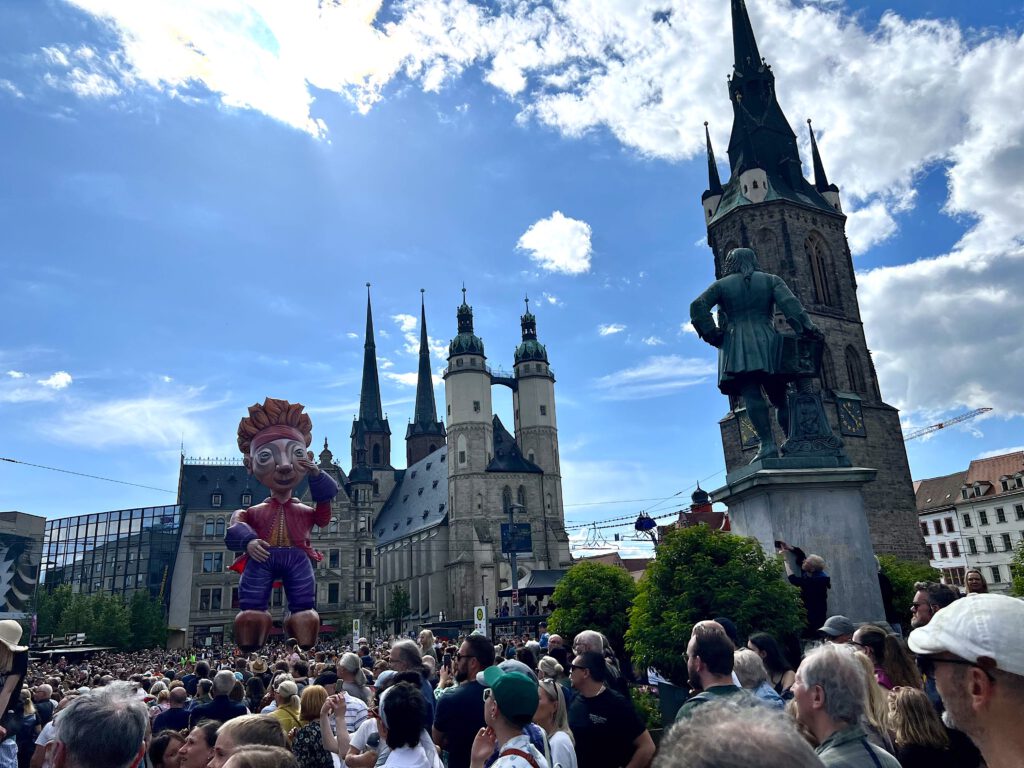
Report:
482,666,539,720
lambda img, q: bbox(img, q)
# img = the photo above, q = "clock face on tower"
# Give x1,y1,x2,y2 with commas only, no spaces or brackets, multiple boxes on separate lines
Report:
837,397,866,437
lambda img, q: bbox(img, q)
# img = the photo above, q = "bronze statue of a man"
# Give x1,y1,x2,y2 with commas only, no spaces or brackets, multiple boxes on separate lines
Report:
690,247,822,461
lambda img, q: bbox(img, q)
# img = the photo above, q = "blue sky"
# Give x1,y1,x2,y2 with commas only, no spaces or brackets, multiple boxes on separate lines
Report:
2,0,1023,556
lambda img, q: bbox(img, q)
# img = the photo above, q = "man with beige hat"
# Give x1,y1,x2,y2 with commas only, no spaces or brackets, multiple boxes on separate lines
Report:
909,593,1024,768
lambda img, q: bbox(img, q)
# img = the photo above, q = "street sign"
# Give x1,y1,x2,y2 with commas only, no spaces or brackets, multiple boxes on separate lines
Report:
352,619,361,646
500,523,533,554
473,605,487,635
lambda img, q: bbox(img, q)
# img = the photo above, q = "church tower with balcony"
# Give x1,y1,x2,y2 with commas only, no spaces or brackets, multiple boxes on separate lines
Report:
700,0,923,559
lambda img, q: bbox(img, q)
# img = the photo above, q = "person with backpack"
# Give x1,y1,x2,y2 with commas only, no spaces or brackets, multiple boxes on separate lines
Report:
470,667,547,768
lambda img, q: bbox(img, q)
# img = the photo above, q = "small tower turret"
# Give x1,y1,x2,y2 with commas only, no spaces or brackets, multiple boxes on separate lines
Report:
443,287,493,476
807,119,842,212
513,297,561,478
701,122,725,223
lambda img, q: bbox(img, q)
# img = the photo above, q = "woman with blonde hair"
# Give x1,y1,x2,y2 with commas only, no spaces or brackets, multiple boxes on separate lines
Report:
850,650,895,755
535,677,576,768
964,568,988,595
291,685,333,768
885,687,958,768
417,630,438,663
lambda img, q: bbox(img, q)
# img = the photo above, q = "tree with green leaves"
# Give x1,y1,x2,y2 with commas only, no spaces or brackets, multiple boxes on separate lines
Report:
626,525,804,683
548,561,637,654
128,589,168,648
387,585,410,634
1010,543,1024,597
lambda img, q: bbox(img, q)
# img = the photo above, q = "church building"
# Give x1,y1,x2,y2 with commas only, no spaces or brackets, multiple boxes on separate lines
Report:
700,0,924,560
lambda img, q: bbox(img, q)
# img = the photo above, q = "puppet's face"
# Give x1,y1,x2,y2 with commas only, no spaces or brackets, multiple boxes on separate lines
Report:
249,437,308,494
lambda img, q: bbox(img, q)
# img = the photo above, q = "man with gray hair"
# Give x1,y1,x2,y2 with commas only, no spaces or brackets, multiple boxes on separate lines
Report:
790,645,898,767
388,639,435,727
51,682,147,768
189,669,247,726
656,699,823,768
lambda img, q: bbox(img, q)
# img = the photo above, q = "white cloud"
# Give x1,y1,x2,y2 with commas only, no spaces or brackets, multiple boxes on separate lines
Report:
593,354,716,400
598,323,625,336
392,313,418,333
542,292,562,307
37,1,1024,417
516,211,592,275
378,357,395,370
6,371,26,379
0,80,24,99
346,332,359,339
38,371,73,390
160,375,173,383
679,322,697,336
44,387,224,450
641,336,664,346
976,446,1024,460
384,371,441,387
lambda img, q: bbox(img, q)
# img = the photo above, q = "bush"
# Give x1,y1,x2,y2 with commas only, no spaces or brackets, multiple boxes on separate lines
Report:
877,555,940,629
549,561,637,654
626,525,804,683
629,686,662,731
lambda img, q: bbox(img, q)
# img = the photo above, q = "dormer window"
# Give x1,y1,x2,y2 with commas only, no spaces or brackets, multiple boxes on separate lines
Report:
211,493,222,508
432,480,438,489
241,492,252,507
752,180,759,189
418,488,424,496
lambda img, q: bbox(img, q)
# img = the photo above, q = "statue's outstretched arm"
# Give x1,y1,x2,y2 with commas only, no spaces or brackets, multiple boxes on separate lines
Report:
690,282,725,348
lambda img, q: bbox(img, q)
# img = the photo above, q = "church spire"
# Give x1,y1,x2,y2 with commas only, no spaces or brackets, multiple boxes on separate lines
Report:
731,0,762,76
807,119,831,192
406,290,446,466
359,283,384,423
352,283,391,470
704,122,723,195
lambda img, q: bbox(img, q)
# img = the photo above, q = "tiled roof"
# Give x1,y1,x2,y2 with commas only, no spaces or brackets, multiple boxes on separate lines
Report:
915,471,966,513
965,452,1024,492
179,463,309,512
372,446,448,547
487,416,542,474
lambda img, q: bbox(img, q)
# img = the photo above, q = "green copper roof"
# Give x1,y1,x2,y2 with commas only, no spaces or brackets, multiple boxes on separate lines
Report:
448,288,485,358
514,298,548,364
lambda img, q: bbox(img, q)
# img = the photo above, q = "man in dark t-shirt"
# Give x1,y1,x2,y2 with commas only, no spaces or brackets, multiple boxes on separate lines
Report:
567,651,654,768
433,635,495,768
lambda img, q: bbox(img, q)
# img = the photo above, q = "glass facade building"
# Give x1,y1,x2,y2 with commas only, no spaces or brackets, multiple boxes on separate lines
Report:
42,505,183,605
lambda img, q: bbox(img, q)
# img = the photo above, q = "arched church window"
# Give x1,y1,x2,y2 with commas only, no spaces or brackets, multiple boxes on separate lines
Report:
845,345,867,394
502,486,513,513
805,232,834,306
821,345,837,392
517,486,527,509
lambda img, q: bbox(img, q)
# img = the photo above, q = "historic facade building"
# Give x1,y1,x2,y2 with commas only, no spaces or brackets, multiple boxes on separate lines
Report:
701,0,924,559
173,289,571,643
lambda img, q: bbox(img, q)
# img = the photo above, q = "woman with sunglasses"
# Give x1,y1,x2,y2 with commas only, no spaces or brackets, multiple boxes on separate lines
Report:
535,679,576,768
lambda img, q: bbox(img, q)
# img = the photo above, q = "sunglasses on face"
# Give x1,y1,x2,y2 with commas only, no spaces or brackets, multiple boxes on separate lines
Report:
915,654,995,681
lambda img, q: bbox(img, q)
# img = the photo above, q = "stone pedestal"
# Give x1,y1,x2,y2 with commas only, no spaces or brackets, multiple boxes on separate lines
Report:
713,466,885,625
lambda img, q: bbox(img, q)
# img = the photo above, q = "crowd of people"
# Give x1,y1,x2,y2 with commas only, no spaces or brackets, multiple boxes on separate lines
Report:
1,578,1021,768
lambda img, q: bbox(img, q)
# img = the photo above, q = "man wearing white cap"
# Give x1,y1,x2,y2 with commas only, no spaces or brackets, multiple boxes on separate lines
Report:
908,593,1024,768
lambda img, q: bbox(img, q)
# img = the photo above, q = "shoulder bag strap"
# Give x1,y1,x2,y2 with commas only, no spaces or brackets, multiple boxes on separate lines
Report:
499,748,541,768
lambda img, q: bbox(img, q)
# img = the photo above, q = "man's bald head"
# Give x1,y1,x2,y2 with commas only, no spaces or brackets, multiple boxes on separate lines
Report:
169,687,188,707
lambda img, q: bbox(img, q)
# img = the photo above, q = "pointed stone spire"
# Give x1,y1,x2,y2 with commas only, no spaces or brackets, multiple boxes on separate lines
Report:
352,283,391,469
413,290,440,426
731,0,762,76
807,119,833,192
704,122,723,196
407,290,446,465
359,284,384,423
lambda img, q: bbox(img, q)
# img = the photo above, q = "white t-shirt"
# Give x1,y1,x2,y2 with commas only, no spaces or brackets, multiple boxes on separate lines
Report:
547,731,576,768
350,718,389,767
382,745,442,768
492,735,549,768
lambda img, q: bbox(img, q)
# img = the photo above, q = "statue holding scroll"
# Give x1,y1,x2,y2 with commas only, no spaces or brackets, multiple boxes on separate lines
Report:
226,397,338,650
690,247,824,462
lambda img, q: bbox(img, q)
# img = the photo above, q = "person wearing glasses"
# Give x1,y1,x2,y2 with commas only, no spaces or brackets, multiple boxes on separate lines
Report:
433,636,496,768
789,644,900,767
908,581,958,710
566,652,653,768
388,640,436,728
909,593,1024,768
470,667,546,768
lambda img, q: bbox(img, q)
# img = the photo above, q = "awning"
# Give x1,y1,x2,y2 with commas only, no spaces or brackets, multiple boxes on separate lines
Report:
497,569,567,597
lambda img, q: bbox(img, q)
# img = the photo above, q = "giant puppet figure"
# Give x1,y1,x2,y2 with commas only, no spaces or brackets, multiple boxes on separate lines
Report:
226,398,339,650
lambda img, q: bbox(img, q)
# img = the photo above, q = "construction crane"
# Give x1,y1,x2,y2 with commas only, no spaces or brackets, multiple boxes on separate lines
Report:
903,407,992,441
